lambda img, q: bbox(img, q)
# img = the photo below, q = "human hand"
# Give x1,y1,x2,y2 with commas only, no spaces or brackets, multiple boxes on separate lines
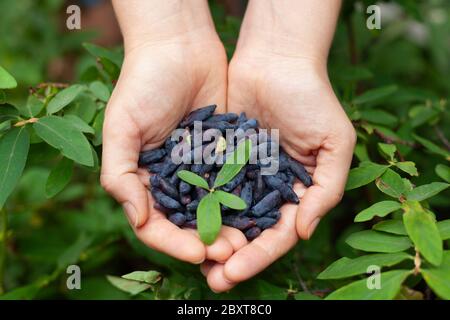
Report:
101,0,247,265
202,0,356,292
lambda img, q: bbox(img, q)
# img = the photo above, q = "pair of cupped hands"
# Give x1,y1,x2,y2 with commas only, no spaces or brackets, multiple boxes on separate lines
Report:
100,27,356,293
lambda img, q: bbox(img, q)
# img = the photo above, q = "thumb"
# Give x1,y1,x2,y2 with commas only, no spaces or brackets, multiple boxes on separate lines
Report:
296,134,355,239
101,108,149,228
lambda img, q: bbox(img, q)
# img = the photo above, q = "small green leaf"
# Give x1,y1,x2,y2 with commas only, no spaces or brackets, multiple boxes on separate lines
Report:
33,116,94,167
413,134,450,159
106,275,151,296
214,190,247,210
421,251,450,300
438,220,450,240
378,143,396,160
0,127,30,208
353,85,398,105
65,93,97,123
197,193,221,245
375,169,406,198
406,182,449,201
360,109,398,127
83,43,123,67
45,157,74,198
435,164,450,183
318,252,412,279
373,220,407,235
395,161,418,176
177,170,209,190
47,84,86,114
57,233,93,269
0,65,17,89
15,95,44,118
345,162,389,190
346,230,412,253
64,114,95,134
325,270,410,300
91,108,105,146
214,139,252,188
89,81,110,102
122,271,162,284
354,200,402,222
403,202,443,266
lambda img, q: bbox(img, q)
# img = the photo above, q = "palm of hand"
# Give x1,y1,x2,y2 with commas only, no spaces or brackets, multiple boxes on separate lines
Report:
201,56,355,292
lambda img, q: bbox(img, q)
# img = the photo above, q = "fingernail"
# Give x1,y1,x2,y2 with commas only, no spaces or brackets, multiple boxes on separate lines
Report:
307,218,321,239
123,202,138,227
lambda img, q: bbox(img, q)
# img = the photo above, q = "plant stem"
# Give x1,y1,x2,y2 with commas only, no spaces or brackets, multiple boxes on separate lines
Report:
0,208,7,295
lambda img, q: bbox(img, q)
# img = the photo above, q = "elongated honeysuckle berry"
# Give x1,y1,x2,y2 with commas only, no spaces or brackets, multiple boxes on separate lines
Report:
240,181,253,214
251,190,281,217
150,187,183,211
151,175,180,200
183,219,197,228
265,210,281,220
180,104,216,127
263,175,299,204
207,113,239,123
289,159,313,187
179,181,192,195
147,162,165,174
222,216,256,230
169,212,186,226
138,148,166,166
186,199,200,212
245,226,261,240
180,194,192,205
236,112,247,126
222,168,247,192
253,173,266,203
255,217,278,230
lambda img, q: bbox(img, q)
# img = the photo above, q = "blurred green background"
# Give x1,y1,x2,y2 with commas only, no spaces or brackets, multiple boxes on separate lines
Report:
0,0,448,299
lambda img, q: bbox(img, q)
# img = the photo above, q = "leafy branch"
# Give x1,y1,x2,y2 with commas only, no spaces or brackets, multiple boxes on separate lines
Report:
177,139,252,244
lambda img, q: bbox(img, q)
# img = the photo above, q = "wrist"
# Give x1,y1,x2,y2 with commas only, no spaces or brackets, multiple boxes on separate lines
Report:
235,0,341,67
112,0,220,53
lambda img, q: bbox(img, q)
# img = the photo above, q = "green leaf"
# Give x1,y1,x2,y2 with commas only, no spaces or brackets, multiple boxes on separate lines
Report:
45,157,74,198
57,233,93,269
377,143,396,160
413,134,450,159
214,190,247,210
360,109,398,127
318,252,412,279
0,127,30,208
346,230,412,253
89,81,110,102
406,182,449,201
421,251,450,300
47,84,86,114
0,65,17,89
64,114,95,134
214,139,252,188
373,220,407,235
353,85,398,105
435,164,450,183
403,202,442,266
91,108,105,146
122,271,162,284
33,116,94,167
177,170,209,190
15,95,44,118
64,93,97,123
197,193,221,245
438,220,450,240
106,275,151,296
345,162,389,190
395,161,418,176
83,43,123,67
375,169,406,198
325,270,410,300
354,200,402,222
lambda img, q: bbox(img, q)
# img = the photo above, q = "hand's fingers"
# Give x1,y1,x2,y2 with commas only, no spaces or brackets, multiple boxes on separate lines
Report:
205,230,234,263
207,264,237,293
135,201,206,264
296,131,355,239
200,260,215,276
218,226,248,252
137,168,150,187
101,105,148,227
222,190,300,283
